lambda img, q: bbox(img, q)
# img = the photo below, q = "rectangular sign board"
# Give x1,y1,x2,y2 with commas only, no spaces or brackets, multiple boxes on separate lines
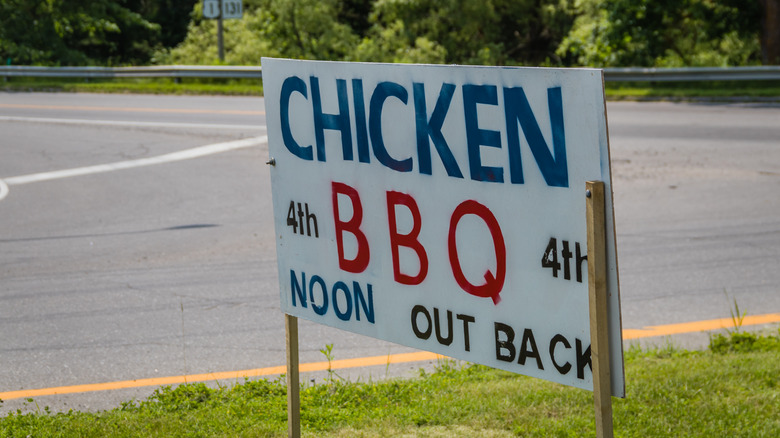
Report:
202,0,243,19
221,0,242,19
263,58,624,396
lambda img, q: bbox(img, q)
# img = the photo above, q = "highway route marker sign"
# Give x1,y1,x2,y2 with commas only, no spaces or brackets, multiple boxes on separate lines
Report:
203,0,242,19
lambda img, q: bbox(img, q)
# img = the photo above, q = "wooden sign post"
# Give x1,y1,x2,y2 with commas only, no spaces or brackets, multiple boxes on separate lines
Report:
285,314,301,438
586,180,614,438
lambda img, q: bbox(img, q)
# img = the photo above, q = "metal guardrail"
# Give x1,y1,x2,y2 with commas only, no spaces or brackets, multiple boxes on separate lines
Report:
1,65,779,82
603,66,780,82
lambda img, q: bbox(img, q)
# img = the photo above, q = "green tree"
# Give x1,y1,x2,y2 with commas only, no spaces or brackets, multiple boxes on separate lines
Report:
338,0,378,37
0,0,203,66
0,0,162,66
354,0,576,65
255,0,359,60
131,0,200,48
163,0,361,64
165,0,576,66
350,19,447,64
558,0,762,67
160,4,273,65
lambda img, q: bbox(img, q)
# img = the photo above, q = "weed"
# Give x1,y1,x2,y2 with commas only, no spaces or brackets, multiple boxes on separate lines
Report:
319,343,342,383
706,292,780,354
725,290,746,333
709,329,780,354
385,351,391,379
179,300,188,380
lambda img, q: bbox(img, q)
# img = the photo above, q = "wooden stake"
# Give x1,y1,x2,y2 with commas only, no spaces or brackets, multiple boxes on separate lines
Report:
586,181,613,438
285,314,301,438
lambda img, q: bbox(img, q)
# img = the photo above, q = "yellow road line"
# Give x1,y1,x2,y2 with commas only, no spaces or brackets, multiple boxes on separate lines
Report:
2,314,778,401
0,103,264,116
0,352,442,401
622,313,780,339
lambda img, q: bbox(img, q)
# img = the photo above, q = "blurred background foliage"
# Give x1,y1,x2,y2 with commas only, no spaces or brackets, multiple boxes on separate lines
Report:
0,0,198,65
559,0,764,67
1,0,778,67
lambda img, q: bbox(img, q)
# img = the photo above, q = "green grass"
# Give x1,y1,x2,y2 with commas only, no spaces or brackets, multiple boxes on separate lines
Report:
3,77,780,101
1,329,779,437
0,77,263,96
605,80,780,101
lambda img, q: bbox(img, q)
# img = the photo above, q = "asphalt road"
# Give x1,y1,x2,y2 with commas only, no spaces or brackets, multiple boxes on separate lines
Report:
1,92,779,413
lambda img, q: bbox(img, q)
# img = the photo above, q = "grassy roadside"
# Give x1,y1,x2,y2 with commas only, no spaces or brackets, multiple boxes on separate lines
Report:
605,80,780,101
3,78,780,101
1,329,778,437
0,78,263,96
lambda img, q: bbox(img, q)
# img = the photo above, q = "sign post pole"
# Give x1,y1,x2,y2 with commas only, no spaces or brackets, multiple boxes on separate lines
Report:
586,180,614,438
217,0,224,62
285,314,301,438
203,0,242,61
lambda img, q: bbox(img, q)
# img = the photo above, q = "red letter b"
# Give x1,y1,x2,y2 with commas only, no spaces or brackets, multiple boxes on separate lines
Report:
332,182,370,273
387,191,428,285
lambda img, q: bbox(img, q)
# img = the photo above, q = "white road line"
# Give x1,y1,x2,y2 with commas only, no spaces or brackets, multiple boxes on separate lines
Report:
2,136,267,188
0,179,8,201
0,116,265,131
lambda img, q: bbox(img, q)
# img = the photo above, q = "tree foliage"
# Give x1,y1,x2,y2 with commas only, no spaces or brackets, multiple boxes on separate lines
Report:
160,0,359,65
2,0,774,67
354,0,575,65
558,0,762,67
165,0,576,66
133,0,200,48
0,0,196,66
255,0,360,60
